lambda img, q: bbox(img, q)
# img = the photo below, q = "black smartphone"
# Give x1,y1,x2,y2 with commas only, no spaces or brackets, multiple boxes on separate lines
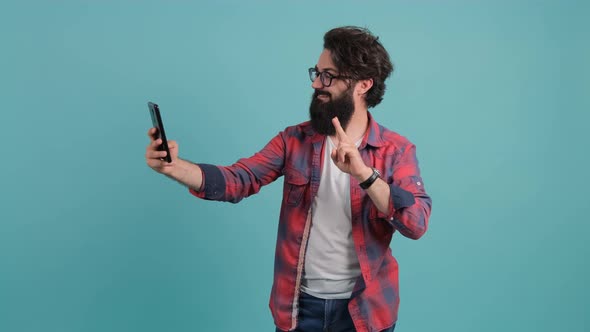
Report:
147,101,172,163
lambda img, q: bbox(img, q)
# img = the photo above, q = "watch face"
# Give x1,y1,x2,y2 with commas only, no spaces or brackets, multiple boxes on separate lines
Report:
374,168,381,177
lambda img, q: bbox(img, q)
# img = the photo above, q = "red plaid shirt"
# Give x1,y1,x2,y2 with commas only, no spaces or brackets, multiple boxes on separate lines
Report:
190,112,432,332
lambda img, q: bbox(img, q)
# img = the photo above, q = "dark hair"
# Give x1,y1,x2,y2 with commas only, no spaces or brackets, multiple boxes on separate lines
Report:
323,26,393,108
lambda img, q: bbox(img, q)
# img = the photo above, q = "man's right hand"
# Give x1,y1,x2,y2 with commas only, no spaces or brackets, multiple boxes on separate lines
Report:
145,127,179,176
144,127,204,191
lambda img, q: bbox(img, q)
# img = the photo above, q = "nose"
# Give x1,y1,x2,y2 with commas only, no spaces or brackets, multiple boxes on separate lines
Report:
311,75,324,89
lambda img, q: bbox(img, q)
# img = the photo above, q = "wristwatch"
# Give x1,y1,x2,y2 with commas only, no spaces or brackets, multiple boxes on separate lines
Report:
359,167,381,190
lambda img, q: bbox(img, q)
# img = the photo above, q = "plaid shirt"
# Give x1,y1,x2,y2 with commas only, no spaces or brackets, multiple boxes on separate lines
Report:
190,112,432,332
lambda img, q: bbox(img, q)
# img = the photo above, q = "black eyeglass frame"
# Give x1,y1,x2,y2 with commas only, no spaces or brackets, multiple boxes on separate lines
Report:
308,67,353,87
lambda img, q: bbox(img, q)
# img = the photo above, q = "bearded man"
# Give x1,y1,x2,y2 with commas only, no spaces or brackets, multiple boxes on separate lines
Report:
145,26,432,332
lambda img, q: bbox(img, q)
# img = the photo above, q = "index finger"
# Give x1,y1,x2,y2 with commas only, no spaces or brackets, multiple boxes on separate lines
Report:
332,117,349,141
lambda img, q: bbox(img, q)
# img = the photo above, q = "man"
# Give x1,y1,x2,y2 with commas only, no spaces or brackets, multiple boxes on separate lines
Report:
146,26,432,332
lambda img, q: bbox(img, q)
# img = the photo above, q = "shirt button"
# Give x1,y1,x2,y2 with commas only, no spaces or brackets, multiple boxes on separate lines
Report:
417,182,421,186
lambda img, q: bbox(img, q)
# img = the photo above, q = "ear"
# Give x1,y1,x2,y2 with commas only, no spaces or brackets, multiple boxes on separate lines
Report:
356,78,374,96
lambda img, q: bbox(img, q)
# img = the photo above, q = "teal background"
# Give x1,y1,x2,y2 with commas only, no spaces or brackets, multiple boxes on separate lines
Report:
1,1,588,331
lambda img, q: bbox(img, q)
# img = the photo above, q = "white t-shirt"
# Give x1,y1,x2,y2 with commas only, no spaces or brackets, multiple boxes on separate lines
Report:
301,137,362,299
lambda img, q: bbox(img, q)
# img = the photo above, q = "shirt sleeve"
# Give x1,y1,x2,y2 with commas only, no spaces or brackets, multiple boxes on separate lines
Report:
189,132,286,203
374,143,432,239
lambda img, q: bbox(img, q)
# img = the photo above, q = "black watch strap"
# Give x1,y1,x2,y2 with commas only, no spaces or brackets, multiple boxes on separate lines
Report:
359,168,380,190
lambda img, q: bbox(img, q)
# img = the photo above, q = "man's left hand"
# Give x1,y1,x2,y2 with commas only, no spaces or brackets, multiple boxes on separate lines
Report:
331,117,373,182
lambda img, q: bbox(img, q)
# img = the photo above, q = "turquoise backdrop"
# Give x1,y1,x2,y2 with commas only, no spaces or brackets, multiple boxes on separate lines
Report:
1,1,588,331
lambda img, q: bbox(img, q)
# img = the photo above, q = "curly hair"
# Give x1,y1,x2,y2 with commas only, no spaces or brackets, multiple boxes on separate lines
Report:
323,26,394,108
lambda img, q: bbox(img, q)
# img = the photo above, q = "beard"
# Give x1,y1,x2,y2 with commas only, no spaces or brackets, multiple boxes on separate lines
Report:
308,87,355,136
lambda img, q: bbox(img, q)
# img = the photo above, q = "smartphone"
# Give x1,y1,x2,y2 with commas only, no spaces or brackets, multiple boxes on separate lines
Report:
147,101,172,163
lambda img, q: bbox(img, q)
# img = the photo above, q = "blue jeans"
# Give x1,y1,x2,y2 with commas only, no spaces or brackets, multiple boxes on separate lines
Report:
276,292,396,332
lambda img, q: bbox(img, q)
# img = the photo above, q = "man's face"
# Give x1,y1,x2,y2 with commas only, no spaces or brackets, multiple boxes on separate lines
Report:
309,49,355,136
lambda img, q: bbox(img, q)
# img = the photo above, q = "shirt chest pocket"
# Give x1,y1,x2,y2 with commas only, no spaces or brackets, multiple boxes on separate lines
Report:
284,168,310,206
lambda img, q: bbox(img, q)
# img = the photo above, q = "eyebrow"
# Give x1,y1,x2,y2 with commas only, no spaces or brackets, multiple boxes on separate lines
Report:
315,65,338,74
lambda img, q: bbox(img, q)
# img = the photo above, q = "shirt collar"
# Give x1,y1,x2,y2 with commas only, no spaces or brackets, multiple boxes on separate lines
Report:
360,111,386,148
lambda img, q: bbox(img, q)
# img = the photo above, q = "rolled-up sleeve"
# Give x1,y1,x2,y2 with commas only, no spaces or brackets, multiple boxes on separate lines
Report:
376,143,432,240
189,132,286,203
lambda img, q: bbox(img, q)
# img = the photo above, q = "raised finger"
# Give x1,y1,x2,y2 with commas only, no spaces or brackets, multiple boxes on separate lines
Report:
332,117,350,142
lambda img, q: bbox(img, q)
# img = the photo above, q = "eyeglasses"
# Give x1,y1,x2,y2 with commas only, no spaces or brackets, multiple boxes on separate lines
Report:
308,67,352,87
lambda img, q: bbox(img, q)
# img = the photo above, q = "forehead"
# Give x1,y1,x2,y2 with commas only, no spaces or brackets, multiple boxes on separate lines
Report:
316,49,337,72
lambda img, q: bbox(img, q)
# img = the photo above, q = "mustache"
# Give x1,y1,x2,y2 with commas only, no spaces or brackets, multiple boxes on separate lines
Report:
313,90,331,98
